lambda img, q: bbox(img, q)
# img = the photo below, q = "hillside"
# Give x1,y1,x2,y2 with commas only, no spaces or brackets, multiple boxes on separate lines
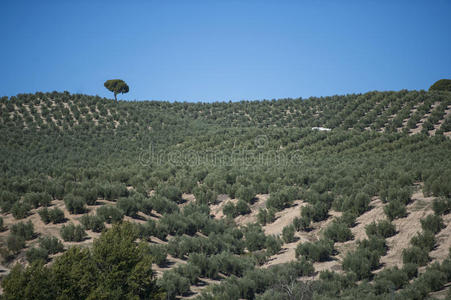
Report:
1,90,451,299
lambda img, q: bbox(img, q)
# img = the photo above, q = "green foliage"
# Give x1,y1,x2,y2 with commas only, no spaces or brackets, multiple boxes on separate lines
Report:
64,194,86,214
104,79,129,101
323,221,353,242
117,197,139,217
23,192,52,208
402,246,430,266
265,235,282,255
410,230,436,251
432,197,451,215
257,208,276,225
38,236,64,254
420,214,445,234
383,200,407,220
266,187,298,211
148,244,167,266
244,224,267,252
158,270,190,299
365,220,396,238
79,214,105,232
293,216,311,231
60,223,87,242
39,207,65,224
7,234,25,254
295,239,334,262
10,220,35,240
429,79,451,92
26,247,49,263
96,205,124,223
11,201,31,219
282,224,296,243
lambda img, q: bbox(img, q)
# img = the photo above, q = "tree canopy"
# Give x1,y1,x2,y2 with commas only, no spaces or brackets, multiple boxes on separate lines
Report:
429,79,451,92
104,79,129,101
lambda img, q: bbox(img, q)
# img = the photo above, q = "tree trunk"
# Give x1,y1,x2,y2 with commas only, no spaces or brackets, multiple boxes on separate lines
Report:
114,92,117,102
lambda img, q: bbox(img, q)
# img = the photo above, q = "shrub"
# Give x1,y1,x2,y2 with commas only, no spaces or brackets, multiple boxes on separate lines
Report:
432,197,451,215
60,223,87,242
38,207,50,224
429,79,451,92
295,239,334,262
11,202,31,219
301,202,329,222
244,224,267,252
402,246,430,266
158,271,190,298
293,216,311,231
282,225,296,243
342,248,380,280
39,236,64,254
410,231,436,251
10,221,35,240
223,202,236,218
79,215,105,232
49,207,65,223
149,195,179,214
384,200,407,220
24,192,52,208
365,220,396,238
193,185,218,205
235,200,251,216
26,247,48,263
420,214,445,234
0,217,4,231
148,244,167,266
323,221,353,242
117,197,139,217
257,208,276,225
266,187,298,211
7,234,25,253
236,185,256,203
96,205,124,223
156,184,182,203
373,266,408,293
265,235,282,256
64,194,86,214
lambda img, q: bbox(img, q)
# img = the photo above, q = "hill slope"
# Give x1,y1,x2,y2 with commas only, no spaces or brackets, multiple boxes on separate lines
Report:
1,90,451,299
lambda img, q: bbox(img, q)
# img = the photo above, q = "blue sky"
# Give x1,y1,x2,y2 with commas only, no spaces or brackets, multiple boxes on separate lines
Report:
1,0,450,102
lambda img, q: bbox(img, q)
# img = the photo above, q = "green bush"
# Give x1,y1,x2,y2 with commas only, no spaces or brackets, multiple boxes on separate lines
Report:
420,214,445,234
295,239,334,262
282,225,296,243
60,223,87,242
26,247,48,263
38,207,50,223
410,230,436,251
265,235,282,255
10,220,35,240
236,185,256,203
429,79,451,92
117,197,139,217
64,194,86,214
39,236,64,254
148,244,167,266
293,216,311,231
402,246,430,266
79,215,105,232
24,192,52,208
384,200,407,220
323,221,353,242
49,207,65,223
158,270,190,298
235,200,251,216
244,224,267,252
342,248,380,280
257,208,276,225
7,234,25,254
96,205,124,223
432,197,451,215
11,202,31,219
365,220,396,238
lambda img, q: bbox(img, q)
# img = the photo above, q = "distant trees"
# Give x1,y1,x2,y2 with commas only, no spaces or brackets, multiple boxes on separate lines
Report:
429,79,451,92
104,79,129,101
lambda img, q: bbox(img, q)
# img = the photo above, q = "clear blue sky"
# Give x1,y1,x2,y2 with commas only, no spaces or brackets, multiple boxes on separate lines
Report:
1,1,450,102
